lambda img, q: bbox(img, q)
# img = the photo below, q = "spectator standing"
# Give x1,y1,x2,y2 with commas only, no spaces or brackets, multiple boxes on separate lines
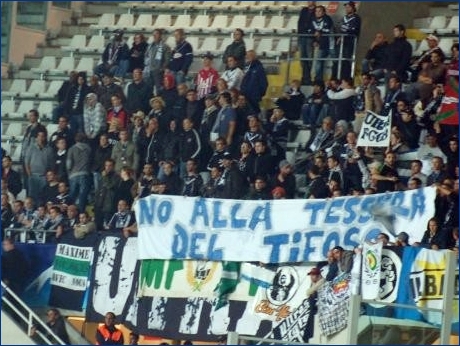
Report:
195,52,219,100
201,165,223,198
135,163,156,199
94,29,130,80
98,72,126,111
216,152,246,199
179,118,202,178
40,171,59,206
419,218,447,249
49,116,75,150
243,115,266,148
332,1,361,80
106,200,135,233
363,32,388,77
265,108,289,164
184,89,204,126
307,5,334,83
200,95,219,169
52,71,77,123
222,28,246,69
129,111,146,146
64,71,90,134
137,118,163,176
372,151,400,192
245,176,272,200
24,131,54,202
66,133,92,213
221,56,244,90
160,161,183,195
326,78,357,124
148,96,171,135
106,94,129,132
167,28,194,85
426,156,448,186
125,68,151,115
211,92,237,149
207,137,228,171
298,1,317,85
240,50,268,113
182,158,203,197
416,133,447,176
73,212,96,240
381,75,406,117
128,33,148,73
83,93,106,147
94,159,120,230
250,139,276,183
2,155,22,198
111,129,139,174
409,160,428,186
1,237,30,295
306,165,329,198
159,119,181,177
143,29,171,95
91,134,113,197
276,80,306,121
383,24,412,82
271,160,296,199
408,34,444,82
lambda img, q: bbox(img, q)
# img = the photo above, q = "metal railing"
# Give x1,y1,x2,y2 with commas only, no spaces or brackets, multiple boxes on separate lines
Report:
5,227,57,244
1,281,66,345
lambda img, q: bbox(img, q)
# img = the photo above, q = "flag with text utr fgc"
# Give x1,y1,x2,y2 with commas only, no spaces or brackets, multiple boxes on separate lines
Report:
357,110,392,147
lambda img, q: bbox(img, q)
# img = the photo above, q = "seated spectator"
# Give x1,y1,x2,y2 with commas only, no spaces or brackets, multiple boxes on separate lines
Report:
128,33,148,73
29,205,49,237
435,130,458,179
388,130,411,155
326,155,344,190
94,29,130,80
43,206,65,243
363,32,388,77
326,78,357,124
221,56,244,90
73,212,96,240
31,308,70,344
1,179,15,206
418,217,447,249
271,160,296,199
234,94,256,142
392,104,421,149
196,52,219,100
215,78,229,95
134,163,156,199
1,193,13,237
106,93,129,131
167,28,194,85
245,176,272,200
243,116,266,148
381,75,407,117
240,50,268,114
409,160,427,187
106,200,135,232
306,116,335,154
182,158,203,197
301,81,326,127
276,80,306,121
354,73,382,117
9,199,26,231
222,28,246,69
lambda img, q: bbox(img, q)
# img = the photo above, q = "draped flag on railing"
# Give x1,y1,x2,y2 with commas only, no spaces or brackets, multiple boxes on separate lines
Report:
437,76,459,125
361,242,383,300
357,110,392,147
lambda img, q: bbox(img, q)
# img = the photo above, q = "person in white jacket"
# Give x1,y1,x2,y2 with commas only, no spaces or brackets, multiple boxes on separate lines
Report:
326,78,357,124
221,55,244,90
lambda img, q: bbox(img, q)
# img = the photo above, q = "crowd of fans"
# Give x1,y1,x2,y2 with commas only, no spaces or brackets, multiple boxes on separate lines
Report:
1,3,458,255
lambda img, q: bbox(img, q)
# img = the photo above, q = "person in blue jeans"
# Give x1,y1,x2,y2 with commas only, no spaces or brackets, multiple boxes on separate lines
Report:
94,29,130,80
301,81,326,127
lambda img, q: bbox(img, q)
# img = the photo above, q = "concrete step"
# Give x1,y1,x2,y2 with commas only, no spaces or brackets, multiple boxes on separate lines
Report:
60,24,92,36
22,56,43,69
84,3,125,16
36,46,67,57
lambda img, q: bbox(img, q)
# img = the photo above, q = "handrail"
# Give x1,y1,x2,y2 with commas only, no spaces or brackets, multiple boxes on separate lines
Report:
5,227,57,244
1,281,66,345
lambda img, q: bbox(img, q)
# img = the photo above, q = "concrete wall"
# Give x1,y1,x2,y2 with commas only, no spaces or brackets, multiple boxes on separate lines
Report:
355,1,433,73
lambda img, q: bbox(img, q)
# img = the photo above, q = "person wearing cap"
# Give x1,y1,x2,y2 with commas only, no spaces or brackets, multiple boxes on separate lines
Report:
409,34,445,82
143,29,172,95
222,28,246,69
126,68,151,115
167,28,194,85
303,266,324,342
128,111,146,146
216,151,246,199
94,29,130,80
196,52,219,100
240,50,268,114
382,24,412,82
271,159,296,199
332,1,361,80
63,71,90,134
271,186,286,199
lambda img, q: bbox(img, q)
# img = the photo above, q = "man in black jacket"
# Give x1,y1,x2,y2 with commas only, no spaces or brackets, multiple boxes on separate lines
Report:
2,155,22,198
216,152,247,199
297,2,317,85
240,50,268,113
383,24,412,82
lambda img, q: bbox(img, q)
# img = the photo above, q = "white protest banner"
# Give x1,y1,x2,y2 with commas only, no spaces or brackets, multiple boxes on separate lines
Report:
361,242,382,299
134,187,436,263
357,110,391,147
